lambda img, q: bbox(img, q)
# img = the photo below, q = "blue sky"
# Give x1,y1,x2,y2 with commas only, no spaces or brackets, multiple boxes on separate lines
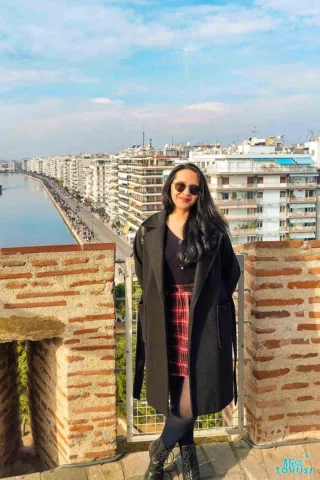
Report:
1,0,320,159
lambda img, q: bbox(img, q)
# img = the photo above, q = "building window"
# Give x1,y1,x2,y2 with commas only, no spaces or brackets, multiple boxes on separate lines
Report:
280,206,286,212
280,234,286,241
247,176,254,184
222,193,229,200
256,235,263,241
248,236,256,242
280,191,286,198
258,221,263,228
220,209,229,215
257,176,263,184
280,220,286,227
257,206,263,213
257,191,263,198
222,177,229,185
280,176,286,183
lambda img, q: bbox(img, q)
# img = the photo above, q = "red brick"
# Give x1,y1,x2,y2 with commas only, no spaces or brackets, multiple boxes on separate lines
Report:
298,322,320,329
255,240,303,248
69,425,94,432
70,279,105,287
89,335,114,340
68,369,113,377
71,345,115,352
252,368,290,380
83,243,116,251
0,273,32,280
297,396,314,401
269,414,285,421
32,260,57,267
68,382,92,389
309,297,320,303
256,268,302,277
310,240,320,248
251,310,290,319
1,245,81,255
105,266,115,272
68,434,85,439
32,281,54,287
94,431,102,437
295,312,304,318
98,303,114,308
73,328,99,335
281,383,309,390
36,268,98,277
100,356,114,361
98,382,114,388
287,410,320,417
6,283,27,289
67,356,85,363
263,339,291,349
309,268,320,274
252,282,283,291
17,290,79,299
74,405,115,414
288,281,320,289
70,455,78,460
289,353,318,359
296,364,320,372
95,393,114,398
63,258,89,265
311,338,320,343
1,261,26,267
256,298,304,306
285,255,320,262
4,300,66,309
64,339,80,345
289,425,320,433
69,314,114,323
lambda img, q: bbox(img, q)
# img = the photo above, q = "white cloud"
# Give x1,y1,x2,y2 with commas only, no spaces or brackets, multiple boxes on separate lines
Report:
90,97,123,105
183,102,226,113
0,68,99,89
255,0,320,16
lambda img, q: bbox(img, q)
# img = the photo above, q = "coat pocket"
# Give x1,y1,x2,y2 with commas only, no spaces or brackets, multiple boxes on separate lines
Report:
138,301,147,343
216,300,233,349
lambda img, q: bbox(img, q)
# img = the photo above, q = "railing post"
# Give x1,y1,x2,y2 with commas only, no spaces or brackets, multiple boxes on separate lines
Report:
125,258,134,442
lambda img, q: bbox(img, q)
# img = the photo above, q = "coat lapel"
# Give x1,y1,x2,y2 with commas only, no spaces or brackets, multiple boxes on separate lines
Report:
143,209,223,310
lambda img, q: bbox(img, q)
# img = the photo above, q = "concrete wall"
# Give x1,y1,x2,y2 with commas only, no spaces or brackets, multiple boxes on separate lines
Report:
0,243,116,474
235,240,320,444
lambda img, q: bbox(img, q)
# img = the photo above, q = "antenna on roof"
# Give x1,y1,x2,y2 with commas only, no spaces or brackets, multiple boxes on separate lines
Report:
172,135,174,146
143,125,145,154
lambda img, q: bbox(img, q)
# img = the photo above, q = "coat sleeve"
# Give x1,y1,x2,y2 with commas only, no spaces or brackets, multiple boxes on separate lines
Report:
221,231,241,406
133,227,145,400
221,232,241,297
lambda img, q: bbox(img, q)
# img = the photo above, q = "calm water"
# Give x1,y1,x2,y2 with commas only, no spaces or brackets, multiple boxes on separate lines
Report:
0,173,76,247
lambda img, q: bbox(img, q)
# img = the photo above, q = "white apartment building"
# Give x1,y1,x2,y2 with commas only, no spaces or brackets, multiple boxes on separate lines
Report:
305,133,320,168
0,161,16,172
117,154,176,238
85,158,111,204
186,149,318,244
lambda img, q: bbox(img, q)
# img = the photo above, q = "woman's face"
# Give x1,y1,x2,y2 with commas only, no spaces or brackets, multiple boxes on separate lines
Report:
170,169,200,212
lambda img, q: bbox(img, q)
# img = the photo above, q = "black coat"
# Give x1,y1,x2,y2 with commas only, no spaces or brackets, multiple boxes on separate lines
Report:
133,208,241,417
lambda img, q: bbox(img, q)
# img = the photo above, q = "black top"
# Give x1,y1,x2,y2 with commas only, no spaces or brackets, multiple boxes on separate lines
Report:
164,224,196,285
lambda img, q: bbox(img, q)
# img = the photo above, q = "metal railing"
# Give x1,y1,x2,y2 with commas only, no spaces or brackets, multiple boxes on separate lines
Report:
121,255,245,442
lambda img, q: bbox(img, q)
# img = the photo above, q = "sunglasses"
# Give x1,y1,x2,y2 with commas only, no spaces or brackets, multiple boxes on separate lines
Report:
172,181,200,196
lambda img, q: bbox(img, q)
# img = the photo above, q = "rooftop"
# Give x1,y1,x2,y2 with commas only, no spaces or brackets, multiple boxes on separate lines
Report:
5,437,320,479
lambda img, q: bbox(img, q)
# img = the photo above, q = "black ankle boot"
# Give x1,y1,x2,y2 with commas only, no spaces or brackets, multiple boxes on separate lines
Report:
180,443,200,480
144,437,173,480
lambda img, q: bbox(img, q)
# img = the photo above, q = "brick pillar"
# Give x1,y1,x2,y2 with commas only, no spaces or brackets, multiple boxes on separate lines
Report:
0,342,21,477
235,240,320,445
0,243,117,468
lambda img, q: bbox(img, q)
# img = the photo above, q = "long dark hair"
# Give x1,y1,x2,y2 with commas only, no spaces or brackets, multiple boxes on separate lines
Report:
162,163,230,267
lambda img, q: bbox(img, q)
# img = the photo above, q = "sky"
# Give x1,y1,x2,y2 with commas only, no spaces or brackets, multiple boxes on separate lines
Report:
1,0,320,159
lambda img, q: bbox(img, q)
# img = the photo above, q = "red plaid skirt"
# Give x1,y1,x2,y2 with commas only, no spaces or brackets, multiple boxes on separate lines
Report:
164,283,194,377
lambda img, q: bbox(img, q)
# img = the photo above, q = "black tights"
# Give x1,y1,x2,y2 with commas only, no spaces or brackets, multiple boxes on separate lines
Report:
160,375,197,448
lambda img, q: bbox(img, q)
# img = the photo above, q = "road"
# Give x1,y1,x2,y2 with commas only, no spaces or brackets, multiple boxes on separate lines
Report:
44,178,134,282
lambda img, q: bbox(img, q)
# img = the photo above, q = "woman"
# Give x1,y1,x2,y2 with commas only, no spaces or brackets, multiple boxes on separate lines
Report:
133,163,241,480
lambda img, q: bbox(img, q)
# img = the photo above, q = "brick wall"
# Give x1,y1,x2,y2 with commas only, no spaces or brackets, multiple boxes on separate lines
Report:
0,342,21,476
0,243,116,474
234,240,320,444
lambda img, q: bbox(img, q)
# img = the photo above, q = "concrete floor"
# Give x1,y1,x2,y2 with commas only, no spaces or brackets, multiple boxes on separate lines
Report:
4,438,320,480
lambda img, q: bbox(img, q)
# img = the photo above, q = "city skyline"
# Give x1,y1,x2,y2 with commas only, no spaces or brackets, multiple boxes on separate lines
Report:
1,0,320,159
